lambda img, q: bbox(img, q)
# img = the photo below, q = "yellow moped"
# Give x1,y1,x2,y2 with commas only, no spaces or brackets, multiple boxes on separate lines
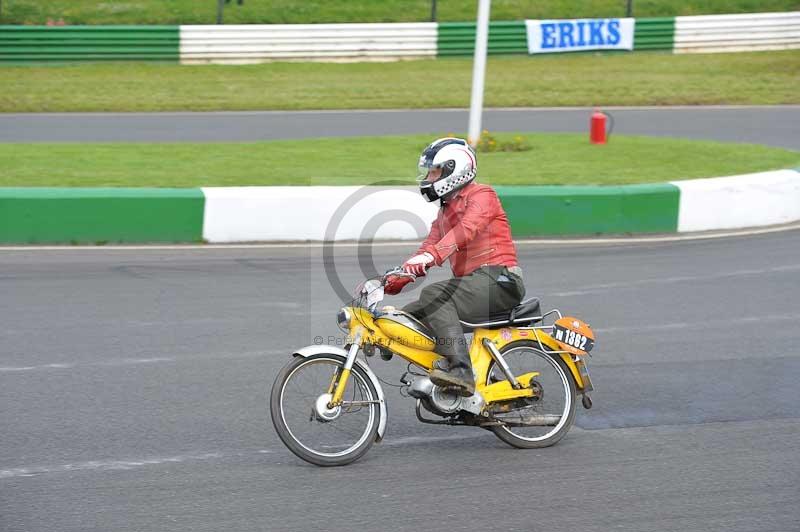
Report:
270,269,596,466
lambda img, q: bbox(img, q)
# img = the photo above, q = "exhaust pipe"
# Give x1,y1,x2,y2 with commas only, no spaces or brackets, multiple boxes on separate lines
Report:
503,414,561,427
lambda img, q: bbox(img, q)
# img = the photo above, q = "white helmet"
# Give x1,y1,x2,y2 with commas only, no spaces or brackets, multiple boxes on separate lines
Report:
417,137,477,202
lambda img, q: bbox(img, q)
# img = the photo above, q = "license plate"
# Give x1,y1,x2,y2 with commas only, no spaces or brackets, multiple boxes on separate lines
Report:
552,322,594,354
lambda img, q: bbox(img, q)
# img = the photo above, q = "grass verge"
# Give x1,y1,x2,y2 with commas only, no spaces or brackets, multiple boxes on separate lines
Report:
1,133,797,188
6,50,800,112
2,51,798,113
3,0,798,25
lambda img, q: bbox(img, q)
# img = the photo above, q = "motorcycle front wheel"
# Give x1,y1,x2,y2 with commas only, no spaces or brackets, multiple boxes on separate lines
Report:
486,341,577,449
270,353,381,466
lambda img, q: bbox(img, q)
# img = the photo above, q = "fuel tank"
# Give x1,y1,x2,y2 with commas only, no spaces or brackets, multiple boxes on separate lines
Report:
374,309,436,351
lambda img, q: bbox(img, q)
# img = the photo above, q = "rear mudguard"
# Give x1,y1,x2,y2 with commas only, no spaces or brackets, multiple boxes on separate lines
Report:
480,328,587,391
292,345,388,443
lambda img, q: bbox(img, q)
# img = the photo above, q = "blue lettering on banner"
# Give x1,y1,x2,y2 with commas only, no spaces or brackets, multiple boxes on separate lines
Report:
607,19,621,45
541,23,557,48
558,22,575,48
576,21,587,46
588,20,604,45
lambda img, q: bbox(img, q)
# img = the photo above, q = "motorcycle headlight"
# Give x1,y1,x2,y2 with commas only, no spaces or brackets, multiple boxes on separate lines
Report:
337,308,351,332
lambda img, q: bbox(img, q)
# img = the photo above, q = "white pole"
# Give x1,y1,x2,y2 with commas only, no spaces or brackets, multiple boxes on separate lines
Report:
468,0,491,148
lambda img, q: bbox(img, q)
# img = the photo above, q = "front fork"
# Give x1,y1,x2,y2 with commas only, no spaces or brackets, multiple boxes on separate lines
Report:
328,333,362,407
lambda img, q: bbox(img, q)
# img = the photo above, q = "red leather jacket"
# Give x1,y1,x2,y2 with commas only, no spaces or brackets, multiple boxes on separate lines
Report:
415,182,518,277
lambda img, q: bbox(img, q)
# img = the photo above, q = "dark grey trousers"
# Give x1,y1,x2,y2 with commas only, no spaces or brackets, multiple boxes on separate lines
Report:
402,266,525,361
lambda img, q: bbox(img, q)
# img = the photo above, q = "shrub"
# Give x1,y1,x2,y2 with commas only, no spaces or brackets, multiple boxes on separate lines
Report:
476,131,531,153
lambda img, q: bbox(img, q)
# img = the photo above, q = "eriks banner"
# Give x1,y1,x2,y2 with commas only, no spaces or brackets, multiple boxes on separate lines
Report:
525,18,635,54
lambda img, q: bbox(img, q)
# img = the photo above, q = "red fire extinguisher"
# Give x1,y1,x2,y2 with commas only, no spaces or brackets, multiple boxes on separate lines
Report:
590,109,613,145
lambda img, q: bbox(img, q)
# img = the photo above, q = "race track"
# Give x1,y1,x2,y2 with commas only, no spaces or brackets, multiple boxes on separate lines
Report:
2,230,799,532
2,105,800,149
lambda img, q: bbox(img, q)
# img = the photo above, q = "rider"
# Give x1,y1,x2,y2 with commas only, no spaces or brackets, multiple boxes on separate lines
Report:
384,137,525,396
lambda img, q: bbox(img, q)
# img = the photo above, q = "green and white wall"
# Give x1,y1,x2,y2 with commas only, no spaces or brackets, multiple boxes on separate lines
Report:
0,26,180,62
1,12,797,63
1,170,798,244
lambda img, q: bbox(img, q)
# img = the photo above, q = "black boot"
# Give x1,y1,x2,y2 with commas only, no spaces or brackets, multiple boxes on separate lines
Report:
429,327,475,397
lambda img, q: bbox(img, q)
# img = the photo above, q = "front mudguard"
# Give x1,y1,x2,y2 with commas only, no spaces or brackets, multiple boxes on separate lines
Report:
292,345,388,443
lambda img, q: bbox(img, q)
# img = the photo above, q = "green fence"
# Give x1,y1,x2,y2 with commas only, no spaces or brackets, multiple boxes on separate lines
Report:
0,18,679,63
437,21,528,56
0,26,179,63
633,17,675,50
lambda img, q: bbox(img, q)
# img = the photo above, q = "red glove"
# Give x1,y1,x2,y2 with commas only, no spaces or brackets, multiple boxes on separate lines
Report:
402,252,435,277
384,275,413,295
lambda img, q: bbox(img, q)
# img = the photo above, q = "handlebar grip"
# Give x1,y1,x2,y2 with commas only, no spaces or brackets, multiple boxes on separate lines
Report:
382,268,416,282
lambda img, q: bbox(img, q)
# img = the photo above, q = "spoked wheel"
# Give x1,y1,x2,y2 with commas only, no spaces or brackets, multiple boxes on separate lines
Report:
486,341,577,449
270,354,381,466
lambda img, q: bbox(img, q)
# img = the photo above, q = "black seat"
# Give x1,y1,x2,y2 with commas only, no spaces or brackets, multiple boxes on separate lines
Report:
459,297,542,331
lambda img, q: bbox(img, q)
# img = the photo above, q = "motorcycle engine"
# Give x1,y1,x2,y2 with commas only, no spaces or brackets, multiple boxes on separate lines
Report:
408,376,463,414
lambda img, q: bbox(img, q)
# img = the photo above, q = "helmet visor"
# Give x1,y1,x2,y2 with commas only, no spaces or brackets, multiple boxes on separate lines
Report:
416,162,445,182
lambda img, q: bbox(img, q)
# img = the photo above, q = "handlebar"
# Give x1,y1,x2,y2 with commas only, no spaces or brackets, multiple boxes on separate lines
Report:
353,268,417,303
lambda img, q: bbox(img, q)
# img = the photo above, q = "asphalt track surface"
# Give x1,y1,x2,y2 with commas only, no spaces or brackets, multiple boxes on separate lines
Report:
2,230,800,532
2,105,800,150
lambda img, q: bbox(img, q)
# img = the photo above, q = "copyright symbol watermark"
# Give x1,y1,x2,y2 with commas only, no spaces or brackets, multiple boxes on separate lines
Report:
317,179,479,320
313,336,324,345
322,181,435,304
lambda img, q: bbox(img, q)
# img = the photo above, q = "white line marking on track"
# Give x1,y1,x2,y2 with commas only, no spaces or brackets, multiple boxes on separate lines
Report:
0,350,285,374
0,359,165,373
594,314,800,334
0,363,76,372
1,449,278,479
2,222,799,252
549,263,800,297
0,453,224,479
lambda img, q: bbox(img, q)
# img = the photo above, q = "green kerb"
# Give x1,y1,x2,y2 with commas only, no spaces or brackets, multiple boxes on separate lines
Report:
496,183,680,236
0,188,204,244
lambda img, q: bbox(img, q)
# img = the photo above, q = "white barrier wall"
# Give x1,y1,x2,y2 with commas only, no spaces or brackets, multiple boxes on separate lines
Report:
673,169,800,232
674,12,800,53
201,186,439,243
180,23,438,64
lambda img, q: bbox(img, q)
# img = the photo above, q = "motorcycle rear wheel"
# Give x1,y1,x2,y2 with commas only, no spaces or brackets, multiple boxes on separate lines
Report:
270,354,381,466
486,341,577,449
